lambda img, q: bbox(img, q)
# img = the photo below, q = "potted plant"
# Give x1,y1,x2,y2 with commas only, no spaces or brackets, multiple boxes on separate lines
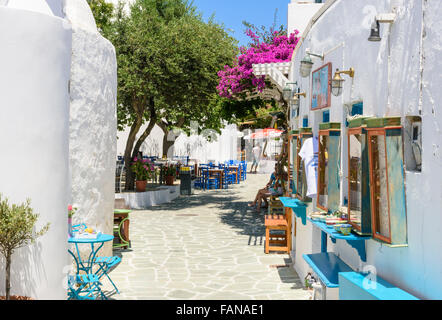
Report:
162,164,177,186
0,194,50,300
131,157,155,192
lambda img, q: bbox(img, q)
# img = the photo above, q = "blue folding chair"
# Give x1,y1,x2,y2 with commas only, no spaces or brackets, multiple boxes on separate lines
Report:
93,256,122,294
68,273,107,300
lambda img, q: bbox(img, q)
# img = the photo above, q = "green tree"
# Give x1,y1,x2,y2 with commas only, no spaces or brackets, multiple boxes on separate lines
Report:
87,0,115,35
108,0,238,189
0,194,50,300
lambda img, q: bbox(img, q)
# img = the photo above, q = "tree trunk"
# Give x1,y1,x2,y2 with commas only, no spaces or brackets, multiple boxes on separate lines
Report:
158,124,173,158
5,252,11,300
123,114,144,191
131,101,157,163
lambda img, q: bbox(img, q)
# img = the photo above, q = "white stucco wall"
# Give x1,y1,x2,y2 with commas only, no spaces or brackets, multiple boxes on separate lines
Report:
0,4,72,299
289,0,442,299
65,0,118,257
117,123,240,164
288,1,324,36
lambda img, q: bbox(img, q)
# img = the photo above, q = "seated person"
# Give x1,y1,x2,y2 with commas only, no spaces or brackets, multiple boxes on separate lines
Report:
248,165,284,213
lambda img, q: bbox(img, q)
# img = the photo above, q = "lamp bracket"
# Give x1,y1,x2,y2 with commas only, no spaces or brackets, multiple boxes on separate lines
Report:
376,13,396,23
295,92,307,98
337,67,355,78
306,48,324,60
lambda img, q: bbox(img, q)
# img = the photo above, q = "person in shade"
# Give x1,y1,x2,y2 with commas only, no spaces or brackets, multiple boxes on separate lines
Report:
248,164,284,213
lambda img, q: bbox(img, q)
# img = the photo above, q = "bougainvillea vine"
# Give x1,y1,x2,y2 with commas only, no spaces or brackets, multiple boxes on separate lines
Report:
217,29,300,99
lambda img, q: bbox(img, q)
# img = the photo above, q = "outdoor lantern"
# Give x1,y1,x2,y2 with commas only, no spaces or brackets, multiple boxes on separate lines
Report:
282,82,298,102
292,96,300,110
368,19,381,42
293,92,306,107
300,54,314,78
300,49,324,78
331,68,355,97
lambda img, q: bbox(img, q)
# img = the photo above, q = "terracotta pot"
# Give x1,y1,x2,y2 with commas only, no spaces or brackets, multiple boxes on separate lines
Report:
165,175,174,186
136,180,147,192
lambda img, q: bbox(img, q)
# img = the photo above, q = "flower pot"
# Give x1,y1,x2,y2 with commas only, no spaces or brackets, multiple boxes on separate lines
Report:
165,175,174,186
136,180,147,192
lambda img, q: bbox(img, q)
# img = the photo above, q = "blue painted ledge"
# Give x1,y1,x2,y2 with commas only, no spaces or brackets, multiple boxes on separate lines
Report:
339,272,419,300
303,252,354,288
307,217,370,262
279,197,308,225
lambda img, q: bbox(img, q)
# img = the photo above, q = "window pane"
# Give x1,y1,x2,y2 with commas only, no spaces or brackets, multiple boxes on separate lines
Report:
370,135,390,239
291,136,298,193
318,135,329,209
349,133,362,227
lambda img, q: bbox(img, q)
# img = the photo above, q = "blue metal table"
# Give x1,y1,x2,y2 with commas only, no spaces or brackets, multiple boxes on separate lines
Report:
68,233,114,300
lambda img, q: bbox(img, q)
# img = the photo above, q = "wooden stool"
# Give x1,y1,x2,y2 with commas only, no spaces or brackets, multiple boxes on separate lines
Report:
265,214,289,254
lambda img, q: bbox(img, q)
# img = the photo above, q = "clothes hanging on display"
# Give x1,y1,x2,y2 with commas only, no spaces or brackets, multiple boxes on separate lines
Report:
299,136,319,198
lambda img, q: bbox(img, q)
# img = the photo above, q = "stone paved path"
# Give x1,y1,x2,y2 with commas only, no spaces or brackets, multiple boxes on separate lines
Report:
103,173,310,300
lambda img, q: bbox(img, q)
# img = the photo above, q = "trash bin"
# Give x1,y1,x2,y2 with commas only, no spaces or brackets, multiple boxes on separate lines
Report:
180,166,192,195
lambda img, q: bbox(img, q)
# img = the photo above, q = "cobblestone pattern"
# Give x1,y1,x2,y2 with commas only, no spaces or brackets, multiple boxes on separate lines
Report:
103,174,310,300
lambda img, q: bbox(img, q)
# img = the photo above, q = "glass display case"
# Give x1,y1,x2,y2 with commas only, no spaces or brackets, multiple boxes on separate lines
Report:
317,123,341,213
365,117,408,245
289,130,299,195
347,118,372,235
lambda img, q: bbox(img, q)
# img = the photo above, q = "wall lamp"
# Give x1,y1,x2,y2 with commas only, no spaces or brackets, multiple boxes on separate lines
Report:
331,68,355,97
282,82,298,102
300,48,324,78
292,92,306,109
368,13,396,42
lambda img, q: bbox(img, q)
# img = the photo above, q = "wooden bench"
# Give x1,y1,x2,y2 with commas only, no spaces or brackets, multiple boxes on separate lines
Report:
339,272,419,300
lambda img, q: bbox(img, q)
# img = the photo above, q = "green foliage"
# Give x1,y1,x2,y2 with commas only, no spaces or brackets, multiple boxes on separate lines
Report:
0,194,50,299
161,164,177,177
0,194,50,256
87,0,115,35
109,0,238,133
131,158,155,181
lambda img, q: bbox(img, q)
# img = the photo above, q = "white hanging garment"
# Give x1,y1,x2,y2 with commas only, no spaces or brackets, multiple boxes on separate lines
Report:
299,136,319,197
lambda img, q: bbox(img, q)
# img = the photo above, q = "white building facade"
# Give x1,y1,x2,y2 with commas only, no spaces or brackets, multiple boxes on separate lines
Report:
0,0,117,299
282,0,442,300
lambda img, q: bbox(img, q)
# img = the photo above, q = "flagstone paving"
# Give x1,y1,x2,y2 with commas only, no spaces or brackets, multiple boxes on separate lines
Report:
103,173,310,300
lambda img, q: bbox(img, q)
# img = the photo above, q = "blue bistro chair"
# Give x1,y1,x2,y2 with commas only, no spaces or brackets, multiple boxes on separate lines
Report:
240,161,247,181
203,168,219,189
93,256,122,294
223,167,236,187
68,273,106,300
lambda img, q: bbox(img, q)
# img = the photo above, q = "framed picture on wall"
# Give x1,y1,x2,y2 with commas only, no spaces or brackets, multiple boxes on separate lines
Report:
311,63,332,110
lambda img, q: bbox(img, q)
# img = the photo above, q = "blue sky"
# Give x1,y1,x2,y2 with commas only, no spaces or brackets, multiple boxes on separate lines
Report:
191,0,289,47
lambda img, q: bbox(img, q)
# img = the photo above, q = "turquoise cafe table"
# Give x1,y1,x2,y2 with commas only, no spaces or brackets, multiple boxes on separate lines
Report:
68,233,114,275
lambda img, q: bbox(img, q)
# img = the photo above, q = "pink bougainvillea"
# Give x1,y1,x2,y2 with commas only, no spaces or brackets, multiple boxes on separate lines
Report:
217,29,300,99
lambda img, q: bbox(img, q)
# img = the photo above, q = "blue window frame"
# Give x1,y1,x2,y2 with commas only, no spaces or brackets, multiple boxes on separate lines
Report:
323,110,330,123
351,103,363,116
303,116,309,128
